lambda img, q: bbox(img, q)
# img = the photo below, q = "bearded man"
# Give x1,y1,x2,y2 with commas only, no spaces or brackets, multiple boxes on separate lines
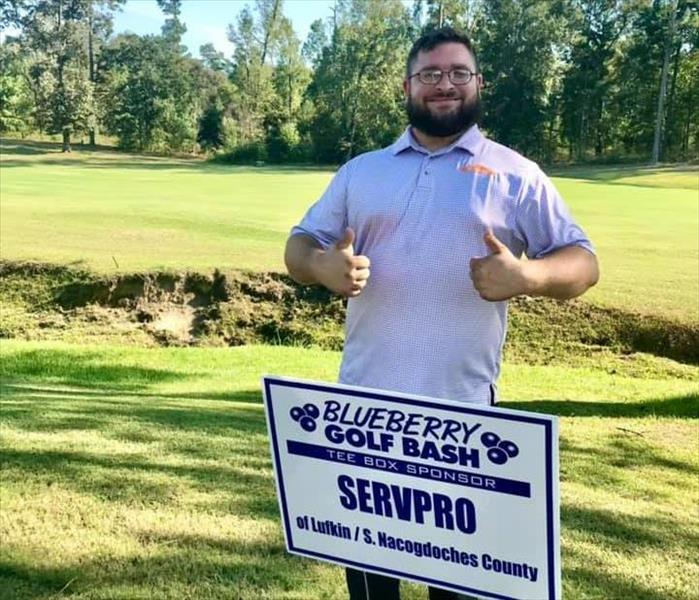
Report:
284,27,599,600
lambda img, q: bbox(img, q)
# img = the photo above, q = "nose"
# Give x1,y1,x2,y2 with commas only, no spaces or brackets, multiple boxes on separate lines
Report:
435,72,456,93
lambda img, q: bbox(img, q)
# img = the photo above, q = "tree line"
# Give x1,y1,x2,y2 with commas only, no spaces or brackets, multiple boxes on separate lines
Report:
1,0,697,164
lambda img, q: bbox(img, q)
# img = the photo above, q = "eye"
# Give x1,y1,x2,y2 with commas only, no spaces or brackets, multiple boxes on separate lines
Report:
420,70,441,83
451,69,472,83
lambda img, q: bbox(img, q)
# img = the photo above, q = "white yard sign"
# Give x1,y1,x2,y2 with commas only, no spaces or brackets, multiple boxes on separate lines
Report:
262,376,560,600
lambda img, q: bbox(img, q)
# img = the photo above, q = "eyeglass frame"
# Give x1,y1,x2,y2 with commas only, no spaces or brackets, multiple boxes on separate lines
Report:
407,67,478,86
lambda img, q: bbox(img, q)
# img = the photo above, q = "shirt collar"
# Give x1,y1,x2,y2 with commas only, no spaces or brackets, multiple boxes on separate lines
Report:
390,124,485,157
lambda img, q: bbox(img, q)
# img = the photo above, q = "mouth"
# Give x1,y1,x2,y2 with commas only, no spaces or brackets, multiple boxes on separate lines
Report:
427,97,461,106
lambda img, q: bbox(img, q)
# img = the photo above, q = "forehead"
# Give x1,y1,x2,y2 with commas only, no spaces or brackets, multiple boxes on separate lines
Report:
412,42,476,71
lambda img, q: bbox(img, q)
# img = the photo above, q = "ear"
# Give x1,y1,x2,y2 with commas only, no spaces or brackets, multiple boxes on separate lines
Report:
403,77,410,99
476,73,484,91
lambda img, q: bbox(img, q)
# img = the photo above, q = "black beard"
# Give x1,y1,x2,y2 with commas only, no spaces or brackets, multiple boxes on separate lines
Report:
406,94,482,138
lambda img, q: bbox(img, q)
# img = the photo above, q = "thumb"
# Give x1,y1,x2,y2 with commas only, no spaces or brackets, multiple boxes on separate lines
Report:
484,229,506,254
335,227,355,251
469,257,483,270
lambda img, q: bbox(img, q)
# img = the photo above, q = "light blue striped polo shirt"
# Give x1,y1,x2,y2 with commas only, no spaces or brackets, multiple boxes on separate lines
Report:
291,125,594,404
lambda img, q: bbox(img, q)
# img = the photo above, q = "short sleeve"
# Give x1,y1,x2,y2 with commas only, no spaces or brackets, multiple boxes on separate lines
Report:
514,169,595,259
290,162,351,249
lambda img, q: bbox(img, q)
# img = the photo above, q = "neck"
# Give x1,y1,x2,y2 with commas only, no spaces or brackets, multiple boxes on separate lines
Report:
410,127,465,152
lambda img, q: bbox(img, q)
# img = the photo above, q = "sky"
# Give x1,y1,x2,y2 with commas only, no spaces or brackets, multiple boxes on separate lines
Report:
113,0,337,58
0,0,337,56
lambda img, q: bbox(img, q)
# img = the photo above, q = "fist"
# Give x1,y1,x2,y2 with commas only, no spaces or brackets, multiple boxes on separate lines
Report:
316,227,371,297
469,230,527,301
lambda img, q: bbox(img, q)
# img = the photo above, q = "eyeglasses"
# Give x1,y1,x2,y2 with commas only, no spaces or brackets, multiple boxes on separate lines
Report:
408,68,477,86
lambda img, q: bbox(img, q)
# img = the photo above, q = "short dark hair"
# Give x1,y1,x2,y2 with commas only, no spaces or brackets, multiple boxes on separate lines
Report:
406,27,479,77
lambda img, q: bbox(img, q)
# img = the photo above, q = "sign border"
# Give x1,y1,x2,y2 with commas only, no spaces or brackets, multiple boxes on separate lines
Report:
262,375,559,600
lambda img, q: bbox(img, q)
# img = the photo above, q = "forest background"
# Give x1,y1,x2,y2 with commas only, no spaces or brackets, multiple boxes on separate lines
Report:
1,0,697,166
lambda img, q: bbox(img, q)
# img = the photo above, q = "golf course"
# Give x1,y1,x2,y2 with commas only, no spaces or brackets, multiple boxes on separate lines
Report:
1,139,697,599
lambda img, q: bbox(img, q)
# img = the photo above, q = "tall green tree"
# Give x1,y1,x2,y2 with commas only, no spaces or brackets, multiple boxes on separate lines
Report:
267,16,311,160
14,0,123,149
306,0,411,162
477,0,568,160
559,0,632,159
226,1,284,149
200,42,231,73
99,33,199,152
663,2,698,159
301,18,327,67
156,0,186,47
86,0,126,145
18,0,94,151
415,0,479,31
0,36,34,134
609,0,696,159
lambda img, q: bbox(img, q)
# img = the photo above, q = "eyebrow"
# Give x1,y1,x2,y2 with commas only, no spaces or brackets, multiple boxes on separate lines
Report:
419,63,472,71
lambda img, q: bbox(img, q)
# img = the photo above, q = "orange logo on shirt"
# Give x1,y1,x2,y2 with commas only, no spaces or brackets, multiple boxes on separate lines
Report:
457,163,496,176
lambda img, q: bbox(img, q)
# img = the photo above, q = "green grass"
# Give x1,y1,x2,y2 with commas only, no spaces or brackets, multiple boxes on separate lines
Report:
550,163,698,190
1,139,697,323
552,176,698,323
0,140,334,274
1,340,697,599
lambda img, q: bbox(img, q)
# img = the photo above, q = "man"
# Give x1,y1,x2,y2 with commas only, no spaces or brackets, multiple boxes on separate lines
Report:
285,27,598,600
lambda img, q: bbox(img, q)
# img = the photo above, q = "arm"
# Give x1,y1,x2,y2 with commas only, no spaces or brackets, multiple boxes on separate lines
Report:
470,230,599,301
285,228,371,298
520,244,599,300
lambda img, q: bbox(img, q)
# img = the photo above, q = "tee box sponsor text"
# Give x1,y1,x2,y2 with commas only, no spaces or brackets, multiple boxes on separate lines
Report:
262,376,560,600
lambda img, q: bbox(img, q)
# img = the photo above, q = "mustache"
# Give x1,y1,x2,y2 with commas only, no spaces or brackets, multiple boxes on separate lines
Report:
427,93,460,100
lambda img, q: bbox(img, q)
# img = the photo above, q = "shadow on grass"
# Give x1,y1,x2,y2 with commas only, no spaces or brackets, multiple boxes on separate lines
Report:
0,393,307,599
502,394,698,419
0,534,320,600
0,138,337,173
0,139,115,155
560,433,698,485
0,155,336,175
564,565,679,600
1,380,278,519
563,504,699,553
548,162,697,188
0,386,265,433
1,384,262,404
0,445,275,512
0,348,191,391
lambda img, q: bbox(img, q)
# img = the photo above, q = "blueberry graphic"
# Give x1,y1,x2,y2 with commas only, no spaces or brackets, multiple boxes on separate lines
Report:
499,440,519,458
290,406,304,422
304,403,320,419
481,431,501,448
300,416,317,432
487,447,508,465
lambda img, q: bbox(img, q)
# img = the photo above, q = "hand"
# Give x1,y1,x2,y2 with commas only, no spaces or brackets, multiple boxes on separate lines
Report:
313,227,371,297
469,230,528,301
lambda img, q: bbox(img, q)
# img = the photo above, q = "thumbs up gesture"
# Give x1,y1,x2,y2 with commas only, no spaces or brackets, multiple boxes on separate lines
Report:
469,229,527,301
315,227,371,297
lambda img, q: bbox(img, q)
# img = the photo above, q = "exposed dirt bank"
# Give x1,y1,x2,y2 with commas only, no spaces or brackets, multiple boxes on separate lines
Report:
1,261,697,367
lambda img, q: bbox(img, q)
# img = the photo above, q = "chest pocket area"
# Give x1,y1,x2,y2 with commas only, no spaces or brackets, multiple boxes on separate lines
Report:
435,172,519,255
346,164,422,250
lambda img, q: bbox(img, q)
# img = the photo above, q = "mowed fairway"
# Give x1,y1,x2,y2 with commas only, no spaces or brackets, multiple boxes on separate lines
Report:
1,139,697,322
0,141,334,273
1,140,698,599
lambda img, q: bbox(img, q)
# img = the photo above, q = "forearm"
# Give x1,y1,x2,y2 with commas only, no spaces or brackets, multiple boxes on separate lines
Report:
284,234,324,285
521,246,599,300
